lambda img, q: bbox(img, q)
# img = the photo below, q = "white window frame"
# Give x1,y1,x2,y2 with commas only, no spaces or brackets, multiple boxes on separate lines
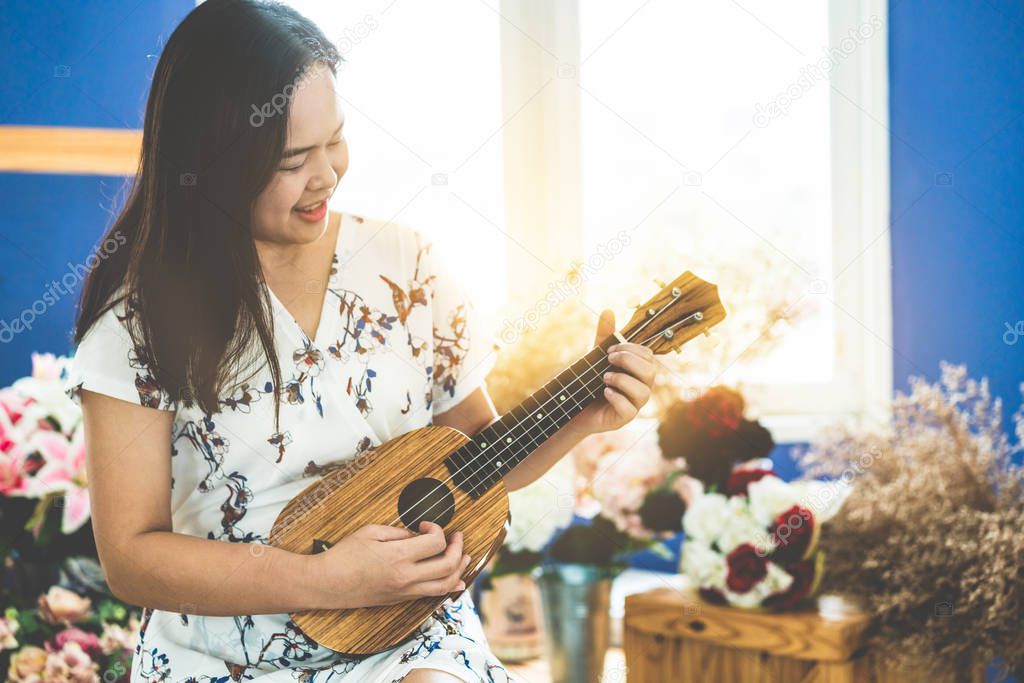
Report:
497,0,892,443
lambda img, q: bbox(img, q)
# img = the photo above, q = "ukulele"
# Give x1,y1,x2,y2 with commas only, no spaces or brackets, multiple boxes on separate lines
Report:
268,270,726,654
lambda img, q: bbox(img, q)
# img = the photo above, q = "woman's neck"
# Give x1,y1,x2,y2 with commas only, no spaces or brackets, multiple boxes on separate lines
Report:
256,212,340,295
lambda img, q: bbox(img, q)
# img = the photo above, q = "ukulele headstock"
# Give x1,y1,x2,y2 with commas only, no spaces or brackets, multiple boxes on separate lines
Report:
620,272,726,354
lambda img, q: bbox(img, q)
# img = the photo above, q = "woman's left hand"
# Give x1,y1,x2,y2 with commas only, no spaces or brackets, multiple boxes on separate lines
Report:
569,309,657,435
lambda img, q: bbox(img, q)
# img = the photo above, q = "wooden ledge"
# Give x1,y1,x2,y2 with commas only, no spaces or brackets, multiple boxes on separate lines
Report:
0,125,141,175
624,587,871,663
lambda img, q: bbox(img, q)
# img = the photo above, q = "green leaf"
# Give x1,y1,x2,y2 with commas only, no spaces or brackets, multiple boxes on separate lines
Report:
98,599,128,624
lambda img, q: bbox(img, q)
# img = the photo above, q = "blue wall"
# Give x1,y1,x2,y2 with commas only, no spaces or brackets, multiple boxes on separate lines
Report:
0,0,193,380
889,0,1024,418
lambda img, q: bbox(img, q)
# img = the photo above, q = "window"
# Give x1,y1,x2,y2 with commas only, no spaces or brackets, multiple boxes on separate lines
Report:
283,0,891,440
284,0,508,312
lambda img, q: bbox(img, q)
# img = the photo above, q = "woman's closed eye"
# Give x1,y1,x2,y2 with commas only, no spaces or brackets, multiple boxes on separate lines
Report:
279,137,342,172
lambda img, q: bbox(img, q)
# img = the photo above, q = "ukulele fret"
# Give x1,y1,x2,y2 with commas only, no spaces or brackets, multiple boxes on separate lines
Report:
446,335,617,498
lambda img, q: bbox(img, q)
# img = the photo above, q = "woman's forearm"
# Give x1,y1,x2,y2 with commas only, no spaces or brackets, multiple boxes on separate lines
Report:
108,530,321,616
502,423,591,491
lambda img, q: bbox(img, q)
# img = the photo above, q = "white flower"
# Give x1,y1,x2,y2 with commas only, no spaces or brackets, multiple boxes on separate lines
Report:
717,496,774,555
680,540,726,587
682,492,729,544
505,455,575,552
14,357,82,437
747,476,800,526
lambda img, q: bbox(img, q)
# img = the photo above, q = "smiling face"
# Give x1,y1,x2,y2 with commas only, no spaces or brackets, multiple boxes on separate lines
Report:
251,61,348,245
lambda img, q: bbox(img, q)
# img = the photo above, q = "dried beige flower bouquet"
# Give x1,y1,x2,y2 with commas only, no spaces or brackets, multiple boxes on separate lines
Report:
798,363,1024,678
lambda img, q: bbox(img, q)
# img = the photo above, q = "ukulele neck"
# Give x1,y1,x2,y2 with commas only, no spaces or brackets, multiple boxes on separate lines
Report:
444,332,622,498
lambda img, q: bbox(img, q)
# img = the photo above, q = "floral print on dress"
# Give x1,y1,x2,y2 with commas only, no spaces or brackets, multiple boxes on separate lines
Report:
173,416,231,493
208,472,266,544
431,302,471,409
63,296,178,412
63,212,509,681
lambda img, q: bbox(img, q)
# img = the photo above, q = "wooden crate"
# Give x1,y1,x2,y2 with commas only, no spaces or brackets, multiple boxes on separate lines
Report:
623,588,984,683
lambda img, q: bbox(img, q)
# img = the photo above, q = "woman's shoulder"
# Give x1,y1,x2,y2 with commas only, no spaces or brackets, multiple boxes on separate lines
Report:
65,287,178,412
338,210,431,258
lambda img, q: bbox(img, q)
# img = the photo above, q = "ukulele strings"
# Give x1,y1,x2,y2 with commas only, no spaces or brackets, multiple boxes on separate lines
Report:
380,296,693,532
441,309,708,497
385,306,701,533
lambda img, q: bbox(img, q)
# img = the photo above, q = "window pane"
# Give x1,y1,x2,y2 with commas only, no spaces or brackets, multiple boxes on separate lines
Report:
579,0,834,386
284,0,507,309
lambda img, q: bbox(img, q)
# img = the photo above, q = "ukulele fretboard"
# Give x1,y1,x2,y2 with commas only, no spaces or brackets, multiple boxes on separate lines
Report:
444,333,619,498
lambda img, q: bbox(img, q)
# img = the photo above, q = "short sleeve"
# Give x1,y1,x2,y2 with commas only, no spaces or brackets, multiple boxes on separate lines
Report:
63,297,178,412
426,239,499,415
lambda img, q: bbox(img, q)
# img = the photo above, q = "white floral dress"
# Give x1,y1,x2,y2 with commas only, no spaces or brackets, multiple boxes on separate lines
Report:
64,211,518,683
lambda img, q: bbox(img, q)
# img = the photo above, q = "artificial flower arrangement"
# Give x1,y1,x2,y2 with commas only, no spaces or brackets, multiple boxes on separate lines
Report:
1,353,90,538
2,588,139,683
635,386,776,536
486,420,670,578
1,353,142,681
612,385,852,610
679,469,848,610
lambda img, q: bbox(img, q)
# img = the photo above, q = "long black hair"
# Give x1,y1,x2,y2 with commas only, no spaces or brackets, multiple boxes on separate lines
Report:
72,0,341,433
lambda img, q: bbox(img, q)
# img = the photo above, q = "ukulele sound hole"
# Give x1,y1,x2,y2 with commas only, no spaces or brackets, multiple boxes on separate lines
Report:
397,478,456,530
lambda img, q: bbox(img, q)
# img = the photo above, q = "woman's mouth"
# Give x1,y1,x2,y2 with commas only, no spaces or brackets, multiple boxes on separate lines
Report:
293,199,328,222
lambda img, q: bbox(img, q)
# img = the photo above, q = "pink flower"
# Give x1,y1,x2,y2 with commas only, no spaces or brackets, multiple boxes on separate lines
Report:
0,387,32,496
0,386,30,427
99,617,140,656
42,640,100,682
52,628,102,659
1,441,27,496
583,422,673,539
19,427,90,533
38,587,93,626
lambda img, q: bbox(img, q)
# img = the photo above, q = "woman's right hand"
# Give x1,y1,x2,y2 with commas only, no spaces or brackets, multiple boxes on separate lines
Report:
307,521,471,610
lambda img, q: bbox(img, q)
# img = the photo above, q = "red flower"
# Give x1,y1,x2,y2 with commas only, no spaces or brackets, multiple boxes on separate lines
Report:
763,557,820,611
725,543,768,593
686,387,744,438
770,505,815,564
725,468,776,496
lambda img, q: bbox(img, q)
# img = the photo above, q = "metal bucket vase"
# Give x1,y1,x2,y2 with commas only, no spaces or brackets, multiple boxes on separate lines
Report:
534,564,613,683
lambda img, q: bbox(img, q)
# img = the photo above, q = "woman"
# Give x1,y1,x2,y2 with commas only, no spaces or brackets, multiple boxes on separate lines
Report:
65,1,657,680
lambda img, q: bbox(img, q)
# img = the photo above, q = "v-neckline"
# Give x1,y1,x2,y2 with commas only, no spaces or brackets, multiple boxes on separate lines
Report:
264,211,348,350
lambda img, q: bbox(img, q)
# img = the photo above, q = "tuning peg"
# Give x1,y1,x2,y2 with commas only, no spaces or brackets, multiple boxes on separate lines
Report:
653,278,667,289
